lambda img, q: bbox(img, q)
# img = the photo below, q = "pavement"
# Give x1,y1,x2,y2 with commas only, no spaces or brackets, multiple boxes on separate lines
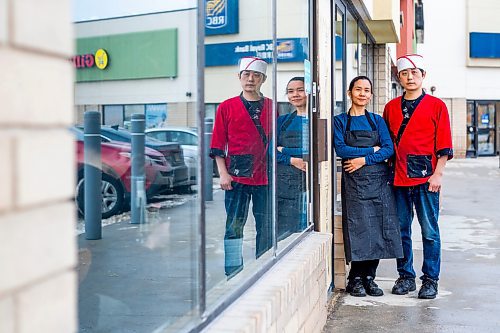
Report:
323,157,500,333
77,184,274,332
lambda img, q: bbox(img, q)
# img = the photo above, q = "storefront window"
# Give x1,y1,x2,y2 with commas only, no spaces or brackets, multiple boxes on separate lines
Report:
204,0,277,307
74,4,200,332
276,0,312,251
74,0,313,331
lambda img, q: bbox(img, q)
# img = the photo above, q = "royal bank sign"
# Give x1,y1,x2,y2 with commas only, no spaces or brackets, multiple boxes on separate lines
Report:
205,0,239,36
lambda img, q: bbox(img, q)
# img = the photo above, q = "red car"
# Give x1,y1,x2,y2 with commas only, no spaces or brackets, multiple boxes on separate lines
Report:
72,128,173,218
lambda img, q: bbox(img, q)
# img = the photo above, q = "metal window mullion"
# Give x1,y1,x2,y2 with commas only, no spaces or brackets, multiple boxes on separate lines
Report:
271,0,278,255
196,0,207,317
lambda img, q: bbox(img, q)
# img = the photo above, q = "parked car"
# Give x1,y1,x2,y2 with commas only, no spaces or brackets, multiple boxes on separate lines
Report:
146,126,221,179
77,125,191,193
146,127,201,183
71,127,173,218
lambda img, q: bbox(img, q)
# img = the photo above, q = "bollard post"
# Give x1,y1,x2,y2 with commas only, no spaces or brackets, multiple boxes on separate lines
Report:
84,111,102,240
204,118,214,201
131,113,146,224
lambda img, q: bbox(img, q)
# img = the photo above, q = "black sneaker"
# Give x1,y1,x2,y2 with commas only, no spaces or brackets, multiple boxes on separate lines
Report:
391,277,416,295
418,278,438,299
364,276,384,296
346,277,366,297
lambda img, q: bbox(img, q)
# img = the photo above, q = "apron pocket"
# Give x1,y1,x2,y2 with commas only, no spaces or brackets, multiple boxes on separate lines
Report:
229,154,254,177
407,154,433,178
354,175,379,200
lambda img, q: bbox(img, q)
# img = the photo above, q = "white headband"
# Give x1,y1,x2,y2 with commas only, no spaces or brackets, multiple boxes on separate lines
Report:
397,54,425,72
238,57,267,76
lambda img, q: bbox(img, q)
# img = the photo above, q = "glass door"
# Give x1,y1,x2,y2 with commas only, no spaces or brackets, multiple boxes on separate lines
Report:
476,102,496,156
466,101,477,158
467,101,497,157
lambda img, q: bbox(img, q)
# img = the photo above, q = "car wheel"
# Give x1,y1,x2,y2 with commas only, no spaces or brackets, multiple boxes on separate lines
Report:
76,173,125,219
176,185,193,194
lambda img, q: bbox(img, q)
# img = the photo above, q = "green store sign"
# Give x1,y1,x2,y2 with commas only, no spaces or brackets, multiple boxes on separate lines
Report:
75,29,178,82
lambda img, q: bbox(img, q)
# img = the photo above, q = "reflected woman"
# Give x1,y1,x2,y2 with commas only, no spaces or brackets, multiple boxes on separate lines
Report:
276,77,308,241
333,76,403,297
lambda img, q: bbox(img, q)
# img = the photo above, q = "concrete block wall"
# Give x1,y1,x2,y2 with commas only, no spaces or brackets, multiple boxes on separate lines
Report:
0,0,77,332
373,44,393,115
203,233,332,333
442,98,467,158
333,215,347,290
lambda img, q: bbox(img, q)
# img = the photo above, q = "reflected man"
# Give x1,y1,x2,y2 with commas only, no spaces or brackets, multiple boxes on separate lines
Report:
210,57,273,278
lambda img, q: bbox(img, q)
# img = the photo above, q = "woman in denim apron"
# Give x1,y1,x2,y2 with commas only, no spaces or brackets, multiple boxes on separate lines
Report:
334,76,403,297
276,77,308,241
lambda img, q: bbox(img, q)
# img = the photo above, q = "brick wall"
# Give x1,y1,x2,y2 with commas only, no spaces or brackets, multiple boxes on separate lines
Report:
442,98,467,158
0,0,77,332
373,45,393,115
203,233,332,333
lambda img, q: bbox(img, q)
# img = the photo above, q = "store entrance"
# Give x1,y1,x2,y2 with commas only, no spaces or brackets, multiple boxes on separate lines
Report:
467,101,498,157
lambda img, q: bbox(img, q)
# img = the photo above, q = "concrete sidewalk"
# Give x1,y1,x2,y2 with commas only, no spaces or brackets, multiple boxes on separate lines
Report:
323,157,500,333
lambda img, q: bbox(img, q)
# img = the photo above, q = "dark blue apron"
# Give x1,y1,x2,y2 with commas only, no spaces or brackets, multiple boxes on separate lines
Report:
341,110,403,262
277,112,306,239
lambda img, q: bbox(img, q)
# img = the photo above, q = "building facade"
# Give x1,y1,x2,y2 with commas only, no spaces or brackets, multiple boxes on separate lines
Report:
1,0,425,332
419,0,500,158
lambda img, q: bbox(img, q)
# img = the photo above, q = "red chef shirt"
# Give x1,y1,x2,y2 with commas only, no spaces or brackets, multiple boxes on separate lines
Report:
210,96,273,186
383,94,453,187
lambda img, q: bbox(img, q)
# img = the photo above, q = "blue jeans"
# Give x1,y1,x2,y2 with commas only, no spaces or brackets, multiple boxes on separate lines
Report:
224,183,272,276
394,183,441,281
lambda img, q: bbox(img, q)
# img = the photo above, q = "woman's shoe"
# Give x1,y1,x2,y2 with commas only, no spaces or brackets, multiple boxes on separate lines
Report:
363,276,384,296
346,277,367,297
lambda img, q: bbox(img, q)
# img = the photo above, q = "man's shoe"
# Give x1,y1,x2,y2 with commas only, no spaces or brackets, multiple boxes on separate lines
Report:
391,277,416,295
418,278,438,299
364,276,384,296
346,277,366,297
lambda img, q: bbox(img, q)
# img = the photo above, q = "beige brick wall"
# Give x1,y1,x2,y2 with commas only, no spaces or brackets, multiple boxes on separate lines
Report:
0,0,77,332
442,98,467,158
203,233,332,333
372,45,393,115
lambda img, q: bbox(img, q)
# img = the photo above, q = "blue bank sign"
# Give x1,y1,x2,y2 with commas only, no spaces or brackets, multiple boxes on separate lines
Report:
206,38,308,66
205,0,239,36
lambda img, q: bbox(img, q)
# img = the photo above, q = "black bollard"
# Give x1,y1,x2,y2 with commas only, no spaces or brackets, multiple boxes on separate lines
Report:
131,113,146,224
204,118,214,201
84,111,102,240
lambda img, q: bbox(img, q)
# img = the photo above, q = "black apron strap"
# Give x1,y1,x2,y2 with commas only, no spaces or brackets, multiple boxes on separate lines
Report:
346,109,376,132
280,111,298,132
241,96,268,146
395,92,425,146
395,111,410,146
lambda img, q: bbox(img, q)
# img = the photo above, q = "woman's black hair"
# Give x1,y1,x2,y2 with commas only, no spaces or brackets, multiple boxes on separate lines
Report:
286,76,305,93
348,75,373,93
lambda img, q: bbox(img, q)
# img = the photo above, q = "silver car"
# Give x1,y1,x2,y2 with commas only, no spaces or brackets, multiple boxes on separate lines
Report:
146,127,199,189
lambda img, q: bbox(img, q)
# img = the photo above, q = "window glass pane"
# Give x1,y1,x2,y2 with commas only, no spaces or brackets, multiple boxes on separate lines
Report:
335,7,345,117
74,3,200,331
334,6,345,215
124,104,145,129
477,103,496,155
276,0,311,252
204,0,275,305
145,103,168,129
359,29,374,112
103,105,124,126
346,11,358,92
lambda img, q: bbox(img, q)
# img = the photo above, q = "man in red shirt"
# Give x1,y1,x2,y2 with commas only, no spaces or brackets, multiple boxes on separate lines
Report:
383,54,453,299
210,57,273,278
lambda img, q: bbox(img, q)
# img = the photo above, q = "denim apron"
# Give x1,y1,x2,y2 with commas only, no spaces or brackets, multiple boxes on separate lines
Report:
341,111,403,262
277,112,306,239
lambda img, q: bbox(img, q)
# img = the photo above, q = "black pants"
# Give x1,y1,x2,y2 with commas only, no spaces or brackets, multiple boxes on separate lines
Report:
348,259,380,280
